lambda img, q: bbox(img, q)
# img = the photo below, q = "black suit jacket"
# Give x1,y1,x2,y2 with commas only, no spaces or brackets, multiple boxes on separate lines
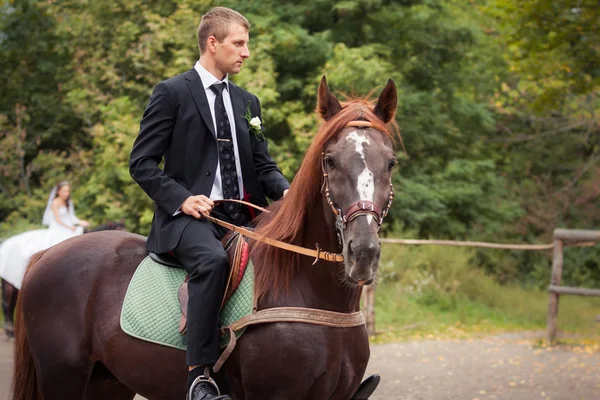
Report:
130,68,290,253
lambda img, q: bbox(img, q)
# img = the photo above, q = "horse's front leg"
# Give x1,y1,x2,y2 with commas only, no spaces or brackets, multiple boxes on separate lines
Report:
225,323,369,400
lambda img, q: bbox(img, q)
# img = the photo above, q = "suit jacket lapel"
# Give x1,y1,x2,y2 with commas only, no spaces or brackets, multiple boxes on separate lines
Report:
185,69,216,139
229,84,254,180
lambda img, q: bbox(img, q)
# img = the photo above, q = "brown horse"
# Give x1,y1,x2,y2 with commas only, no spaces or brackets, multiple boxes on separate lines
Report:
12,77,399,400
1,220,126,339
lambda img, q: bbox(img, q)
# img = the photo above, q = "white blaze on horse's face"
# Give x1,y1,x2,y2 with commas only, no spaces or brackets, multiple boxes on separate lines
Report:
321,125,394,285
346,131,375,225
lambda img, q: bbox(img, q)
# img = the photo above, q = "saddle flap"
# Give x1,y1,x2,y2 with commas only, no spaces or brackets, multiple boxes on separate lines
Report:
120,254,254,353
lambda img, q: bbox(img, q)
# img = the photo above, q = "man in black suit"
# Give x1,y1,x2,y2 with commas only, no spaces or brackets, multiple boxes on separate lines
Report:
129,7,289,400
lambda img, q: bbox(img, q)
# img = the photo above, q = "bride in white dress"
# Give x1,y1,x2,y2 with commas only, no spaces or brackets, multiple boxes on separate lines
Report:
0,181,89,289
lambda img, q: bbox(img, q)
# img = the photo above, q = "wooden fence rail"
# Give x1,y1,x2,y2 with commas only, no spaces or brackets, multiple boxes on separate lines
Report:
547,228,600,343
370,230,599,343
379,238,555,250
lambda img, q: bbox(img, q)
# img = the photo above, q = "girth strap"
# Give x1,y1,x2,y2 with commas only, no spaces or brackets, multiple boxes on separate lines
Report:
229,307,365,330
213,307,365,372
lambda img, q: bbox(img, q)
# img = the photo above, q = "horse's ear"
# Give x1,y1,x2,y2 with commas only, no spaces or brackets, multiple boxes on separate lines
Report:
317,76,342,121
373,79,397,124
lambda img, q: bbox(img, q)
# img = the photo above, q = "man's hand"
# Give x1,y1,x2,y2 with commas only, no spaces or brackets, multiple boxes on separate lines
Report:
283,189,289,198
181,195,214,219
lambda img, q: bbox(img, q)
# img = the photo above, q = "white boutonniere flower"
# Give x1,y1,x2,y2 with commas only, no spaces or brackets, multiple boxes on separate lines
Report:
243,101,265,141
250,116,261,129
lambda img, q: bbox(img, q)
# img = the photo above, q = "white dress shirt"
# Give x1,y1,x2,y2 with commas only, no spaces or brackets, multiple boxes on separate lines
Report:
173,62,246,216
194,61,245,200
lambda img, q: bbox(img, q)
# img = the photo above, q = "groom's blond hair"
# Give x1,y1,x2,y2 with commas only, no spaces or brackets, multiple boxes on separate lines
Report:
197,7,250,55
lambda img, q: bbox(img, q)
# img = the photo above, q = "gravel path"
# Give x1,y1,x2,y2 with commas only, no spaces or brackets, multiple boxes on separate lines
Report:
1,332,598,399
365,336,599,400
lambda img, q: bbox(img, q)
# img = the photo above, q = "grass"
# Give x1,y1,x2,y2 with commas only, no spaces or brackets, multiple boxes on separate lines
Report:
370,244,600,346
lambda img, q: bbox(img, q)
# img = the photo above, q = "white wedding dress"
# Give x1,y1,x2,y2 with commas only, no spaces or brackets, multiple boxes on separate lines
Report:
0,206,83,289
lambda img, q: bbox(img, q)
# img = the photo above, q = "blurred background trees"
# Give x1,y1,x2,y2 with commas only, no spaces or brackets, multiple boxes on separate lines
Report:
1,0,598,287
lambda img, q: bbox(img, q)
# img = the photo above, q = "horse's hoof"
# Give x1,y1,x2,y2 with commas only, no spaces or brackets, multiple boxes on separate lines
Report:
350,374,380,399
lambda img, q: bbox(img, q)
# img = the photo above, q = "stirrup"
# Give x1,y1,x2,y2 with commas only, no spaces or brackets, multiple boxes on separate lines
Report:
187,374,221,400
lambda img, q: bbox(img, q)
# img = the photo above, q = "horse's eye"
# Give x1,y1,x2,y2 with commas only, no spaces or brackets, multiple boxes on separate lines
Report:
325,156,336,169
387,158,396,172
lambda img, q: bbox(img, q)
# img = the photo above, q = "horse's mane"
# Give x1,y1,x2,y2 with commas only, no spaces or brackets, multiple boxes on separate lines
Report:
252,97,400,302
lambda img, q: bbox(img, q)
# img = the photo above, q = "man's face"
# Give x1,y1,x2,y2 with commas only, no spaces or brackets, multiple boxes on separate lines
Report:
214,23,250,75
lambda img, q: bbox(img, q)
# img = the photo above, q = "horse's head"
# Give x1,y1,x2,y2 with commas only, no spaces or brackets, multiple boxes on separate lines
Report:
317,76,397,285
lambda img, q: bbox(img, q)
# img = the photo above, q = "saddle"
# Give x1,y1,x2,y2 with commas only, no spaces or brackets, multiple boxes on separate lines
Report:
149,231,250,334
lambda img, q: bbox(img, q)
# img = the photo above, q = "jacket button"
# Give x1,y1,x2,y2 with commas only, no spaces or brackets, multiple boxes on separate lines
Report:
206,170,211,176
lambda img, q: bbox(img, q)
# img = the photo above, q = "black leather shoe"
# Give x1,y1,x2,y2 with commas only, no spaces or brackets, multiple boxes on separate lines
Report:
351,374,381,399
187,376,231,400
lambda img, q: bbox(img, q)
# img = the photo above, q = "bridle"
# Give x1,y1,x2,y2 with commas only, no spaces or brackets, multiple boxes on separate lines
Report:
206,119,394,264
321,120,394,245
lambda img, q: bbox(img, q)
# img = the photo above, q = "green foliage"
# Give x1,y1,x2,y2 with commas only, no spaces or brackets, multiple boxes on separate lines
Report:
490,0,599,110
482,0,600,283
393,159,522,238
0,0,598,288
376,243,600,339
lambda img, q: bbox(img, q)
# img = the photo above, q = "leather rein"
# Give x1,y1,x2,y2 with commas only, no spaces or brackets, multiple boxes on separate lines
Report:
203,202,343,264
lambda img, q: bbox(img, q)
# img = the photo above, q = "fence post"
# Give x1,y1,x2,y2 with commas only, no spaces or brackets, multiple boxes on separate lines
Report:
363,285,376,336
547,238,564,343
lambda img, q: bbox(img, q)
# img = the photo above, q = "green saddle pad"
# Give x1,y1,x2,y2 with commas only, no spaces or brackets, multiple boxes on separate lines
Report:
120,256,254,351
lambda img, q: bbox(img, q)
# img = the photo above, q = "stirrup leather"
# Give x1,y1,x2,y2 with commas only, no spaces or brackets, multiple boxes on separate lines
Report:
187,374,221,400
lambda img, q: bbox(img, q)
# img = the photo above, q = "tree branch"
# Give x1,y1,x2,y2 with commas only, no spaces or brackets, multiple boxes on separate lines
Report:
557,151,600,194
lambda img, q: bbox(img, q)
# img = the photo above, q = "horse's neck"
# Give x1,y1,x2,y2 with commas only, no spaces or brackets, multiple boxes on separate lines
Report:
281,196,362,313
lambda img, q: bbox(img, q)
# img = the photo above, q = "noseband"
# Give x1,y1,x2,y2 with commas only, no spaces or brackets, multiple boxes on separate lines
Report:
321,120,394,244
